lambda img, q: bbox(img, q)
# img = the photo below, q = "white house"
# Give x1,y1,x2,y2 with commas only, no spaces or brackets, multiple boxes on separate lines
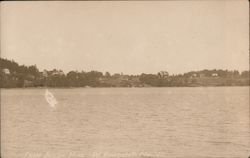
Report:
192,73,197,77
52,70,64,76
212,73,218,77
42,70,48,77
2,68,10,74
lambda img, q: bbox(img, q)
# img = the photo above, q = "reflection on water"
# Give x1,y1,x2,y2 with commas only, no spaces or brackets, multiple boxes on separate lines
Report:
1,87,250,158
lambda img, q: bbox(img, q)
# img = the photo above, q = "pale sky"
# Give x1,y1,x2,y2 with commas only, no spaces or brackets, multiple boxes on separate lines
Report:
1,1,249,75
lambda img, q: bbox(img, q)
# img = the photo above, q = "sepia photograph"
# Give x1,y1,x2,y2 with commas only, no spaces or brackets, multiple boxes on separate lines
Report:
0,1,249,158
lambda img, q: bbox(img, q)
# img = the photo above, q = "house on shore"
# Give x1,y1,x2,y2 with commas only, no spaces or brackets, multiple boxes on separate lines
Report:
2,68,10,74
42,70,48,77
212,73,218,77
23,80,34,87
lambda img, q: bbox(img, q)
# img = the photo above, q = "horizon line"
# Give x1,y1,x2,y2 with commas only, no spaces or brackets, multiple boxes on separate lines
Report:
1,57,249,76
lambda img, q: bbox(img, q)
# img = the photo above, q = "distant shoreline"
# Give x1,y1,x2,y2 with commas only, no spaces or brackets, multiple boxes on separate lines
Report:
1,58,249,88
1,85,249,90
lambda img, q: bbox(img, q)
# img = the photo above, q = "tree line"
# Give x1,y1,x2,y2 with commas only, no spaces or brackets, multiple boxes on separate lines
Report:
0,58,249,88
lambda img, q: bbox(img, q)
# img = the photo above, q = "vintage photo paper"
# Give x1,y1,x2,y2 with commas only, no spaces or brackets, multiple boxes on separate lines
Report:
0,1,249,158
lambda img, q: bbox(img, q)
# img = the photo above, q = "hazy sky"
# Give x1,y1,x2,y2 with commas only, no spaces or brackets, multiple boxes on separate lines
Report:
1,1,249,75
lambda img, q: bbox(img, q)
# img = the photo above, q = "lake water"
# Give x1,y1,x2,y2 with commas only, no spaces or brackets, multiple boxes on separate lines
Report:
1,87,250,158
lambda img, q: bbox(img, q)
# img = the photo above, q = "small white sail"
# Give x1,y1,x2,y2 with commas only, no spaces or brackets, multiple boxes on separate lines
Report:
45,89,57,108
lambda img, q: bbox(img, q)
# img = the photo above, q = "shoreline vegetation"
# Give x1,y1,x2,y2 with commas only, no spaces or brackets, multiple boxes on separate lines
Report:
0,58,249,88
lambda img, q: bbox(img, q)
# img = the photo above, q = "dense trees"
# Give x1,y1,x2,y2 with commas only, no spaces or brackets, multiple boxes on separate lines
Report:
139,73,160,86
0,58,249,88
241,70,250,78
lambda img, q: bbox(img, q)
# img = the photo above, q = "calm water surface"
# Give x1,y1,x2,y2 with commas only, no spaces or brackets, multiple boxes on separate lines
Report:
1,87,250,158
